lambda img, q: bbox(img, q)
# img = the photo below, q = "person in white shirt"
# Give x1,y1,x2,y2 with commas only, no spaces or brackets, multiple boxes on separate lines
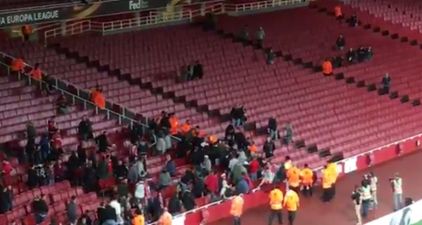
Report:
370,172,378,207
135,179,146,203
390,173,403,211
109,198,123,224
360,183,372,218
220,173,232,199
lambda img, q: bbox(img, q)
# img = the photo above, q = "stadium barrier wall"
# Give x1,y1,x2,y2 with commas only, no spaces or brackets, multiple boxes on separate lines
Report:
153,134,422,225
365,199,422,225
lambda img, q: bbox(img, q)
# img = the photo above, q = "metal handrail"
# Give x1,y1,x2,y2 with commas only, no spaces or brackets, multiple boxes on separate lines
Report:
0,51,181,143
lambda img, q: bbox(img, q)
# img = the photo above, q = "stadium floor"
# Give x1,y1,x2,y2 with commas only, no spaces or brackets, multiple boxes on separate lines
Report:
210,151,422,225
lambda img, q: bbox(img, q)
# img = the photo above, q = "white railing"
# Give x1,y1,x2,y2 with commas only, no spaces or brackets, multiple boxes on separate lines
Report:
101,10,192,33
225,0,307,12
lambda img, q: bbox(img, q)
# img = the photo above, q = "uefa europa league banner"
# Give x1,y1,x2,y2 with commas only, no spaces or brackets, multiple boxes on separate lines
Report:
0,0,170,27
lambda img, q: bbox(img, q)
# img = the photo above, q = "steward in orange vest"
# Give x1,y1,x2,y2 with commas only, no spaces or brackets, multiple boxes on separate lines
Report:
284,189,300,225
230,195,244,225
10,57,25,73
300,164,314,197
268,186,284,225
321,166,333,202
30,63,42,80
158,208,172,225
21,24,33,41
322,59,333,76
326,162,338,198
334,5,343,19
287,165,301,193
91,86,106,109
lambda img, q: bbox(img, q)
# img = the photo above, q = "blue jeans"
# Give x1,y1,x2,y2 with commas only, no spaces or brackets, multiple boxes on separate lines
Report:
393,193,403,211
361,200,370,218
250,172,257,181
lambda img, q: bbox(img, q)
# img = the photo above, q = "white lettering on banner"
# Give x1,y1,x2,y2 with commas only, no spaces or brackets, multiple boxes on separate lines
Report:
343,156,357,174
129,0,149,10
173,214,186,225
365,199,422,225
0,10,59,26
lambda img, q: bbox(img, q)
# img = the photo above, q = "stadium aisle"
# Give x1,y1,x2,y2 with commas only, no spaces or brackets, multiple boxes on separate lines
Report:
210,151,422,225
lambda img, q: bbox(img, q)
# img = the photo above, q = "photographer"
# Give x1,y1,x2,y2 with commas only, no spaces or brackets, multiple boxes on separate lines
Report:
390,173,403,211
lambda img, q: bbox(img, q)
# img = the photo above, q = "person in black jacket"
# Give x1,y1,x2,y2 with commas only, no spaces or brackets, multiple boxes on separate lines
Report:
230,105,246,128
192,61,203,80
32,195,49,224
267,117,278,140
181,190,196,211
0,185,12,213
336,34,346,50
96,131,110,153
78,116,93,141
263,137,275,158
114,160,128,180
98,202,117,224
167,193,182,215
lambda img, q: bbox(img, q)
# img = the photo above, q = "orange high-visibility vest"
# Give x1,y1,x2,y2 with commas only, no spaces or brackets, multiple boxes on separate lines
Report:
132,214,145,225
208,135,218,144
11,58,24,72
283,190,299,211
322,169,332,189
287,166,301,188
269,188,284,210
322,60,333,75
327,163,338,183
158,212,172,225
31,68,42,80
300,168,314,185
180,122,191,134
230,196,244,217
248,144,257,154
334,6,342,17
92,90,106,109
169,116,179,135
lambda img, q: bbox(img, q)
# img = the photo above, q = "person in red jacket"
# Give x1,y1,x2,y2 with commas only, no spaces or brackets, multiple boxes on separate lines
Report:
204,170,219,199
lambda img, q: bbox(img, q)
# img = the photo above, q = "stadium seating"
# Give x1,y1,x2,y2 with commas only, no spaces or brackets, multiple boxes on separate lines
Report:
344,0,422,33
0,180,101,225
0,74,120,149
51,6,422,169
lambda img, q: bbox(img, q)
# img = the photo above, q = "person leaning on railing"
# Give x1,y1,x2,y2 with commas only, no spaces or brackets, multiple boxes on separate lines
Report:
9,56,25,75
91,85,106,109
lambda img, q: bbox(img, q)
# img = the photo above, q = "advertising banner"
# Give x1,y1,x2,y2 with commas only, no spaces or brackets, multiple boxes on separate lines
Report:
0,0,170,27
365,199,422,225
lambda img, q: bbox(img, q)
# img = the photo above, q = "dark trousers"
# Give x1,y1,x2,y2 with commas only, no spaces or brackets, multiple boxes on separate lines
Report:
257,39,263,48
322,188,331,202
331,183,336,199
289,186,300,194
233,216,241,225
302,184,313,197
268,209,282,225
287,211,296,225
